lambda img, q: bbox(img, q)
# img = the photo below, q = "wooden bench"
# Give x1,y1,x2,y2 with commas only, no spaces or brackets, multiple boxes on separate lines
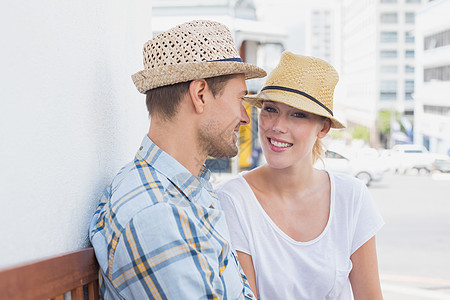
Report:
0,247,99,300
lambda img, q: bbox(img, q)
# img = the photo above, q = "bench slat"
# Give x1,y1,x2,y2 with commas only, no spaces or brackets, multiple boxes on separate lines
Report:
71,286,85,300
0,248,99,300
88,280,99,299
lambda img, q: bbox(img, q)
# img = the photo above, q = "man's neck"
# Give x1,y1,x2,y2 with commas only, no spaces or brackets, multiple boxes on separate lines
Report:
148,118,206,177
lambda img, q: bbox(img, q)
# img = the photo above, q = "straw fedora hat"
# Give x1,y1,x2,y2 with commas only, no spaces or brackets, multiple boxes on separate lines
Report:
245,51,345,129
132,20,267,93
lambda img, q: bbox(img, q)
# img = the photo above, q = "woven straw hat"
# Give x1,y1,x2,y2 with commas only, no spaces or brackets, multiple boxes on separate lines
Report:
245,51,345,129
132,20,267,93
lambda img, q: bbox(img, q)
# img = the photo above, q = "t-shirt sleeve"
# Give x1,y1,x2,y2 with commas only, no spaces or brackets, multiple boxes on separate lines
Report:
218,189,252,255
351,183,385,254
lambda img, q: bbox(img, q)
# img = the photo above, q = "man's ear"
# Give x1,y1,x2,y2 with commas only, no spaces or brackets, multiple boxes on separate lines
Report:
189,79,209,114
317,118,332,139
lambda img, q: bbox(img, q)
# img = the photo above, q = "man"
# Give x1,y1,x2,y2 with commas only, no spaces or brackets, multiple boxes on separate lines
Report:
89,20,266,299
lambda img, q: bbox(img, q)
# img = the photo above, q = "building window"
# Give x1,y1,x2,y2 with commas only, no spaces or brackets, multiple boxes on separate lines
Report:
380,92,397,100
424,105,450,116
406,0,421,3
405,50,415,58
405,65,415,73
405,80,414,100
380,31,398,43
405,12,415,24
380,50,398,58
405,32,415,43
424,29,450,50
424,65,450,82
380,13,398,23
380,80,397,100
380,0,397,3
381,65,398,73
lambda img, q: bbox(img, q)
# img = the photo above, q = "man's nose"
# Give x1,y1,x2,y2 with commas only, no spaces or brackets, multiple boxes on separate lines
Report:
240,103,250,125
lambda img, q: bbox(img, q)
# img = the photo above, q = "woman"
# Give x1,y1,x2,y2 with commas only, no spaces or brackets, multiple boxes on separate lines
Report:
217,52,384,299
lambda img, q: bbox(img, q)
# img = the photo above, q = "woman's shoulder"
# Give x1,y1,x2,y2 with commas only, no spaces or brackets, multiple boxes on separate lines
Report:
216,172,258,212
328,171,368,199
216,172,250,196
329,171,366,188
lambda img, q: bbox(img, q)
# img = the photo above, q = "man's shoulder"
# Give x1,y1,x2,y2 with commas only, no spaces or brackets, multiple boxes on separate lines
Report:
104,158,173,225
113,158,165,192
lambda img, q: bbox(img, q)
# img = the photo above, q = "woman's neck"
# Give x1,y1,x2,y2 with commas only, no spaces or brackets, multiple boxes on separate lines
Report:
246,162,322,203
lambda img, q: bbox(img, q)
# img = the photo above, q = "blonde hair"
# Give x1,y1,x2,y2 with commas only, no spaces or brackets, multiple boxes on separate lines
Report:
312,139,325,164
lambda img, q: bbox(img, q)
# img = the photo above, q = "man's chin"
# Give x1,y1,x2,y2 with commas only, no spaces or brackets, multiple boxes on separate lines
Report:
208,146,238,158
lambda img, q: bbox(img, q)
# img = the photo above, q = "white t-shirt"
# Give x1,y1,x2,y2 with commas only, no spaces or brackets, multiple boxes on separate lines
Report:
217,171,384,300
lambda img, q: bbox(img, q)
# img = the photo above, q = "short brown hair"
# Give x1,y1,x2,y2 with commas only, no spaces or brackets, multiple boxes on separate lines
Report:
145,74,239,120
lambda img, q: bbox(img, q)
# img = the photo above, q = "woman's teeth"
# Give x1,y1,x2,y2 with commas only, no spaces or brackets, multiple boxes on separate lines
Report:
270,139,293,148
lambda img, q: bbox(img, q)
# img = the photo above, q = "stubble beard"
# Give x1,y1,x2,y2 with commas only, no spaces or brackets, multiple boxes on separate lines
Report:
198,121,238,159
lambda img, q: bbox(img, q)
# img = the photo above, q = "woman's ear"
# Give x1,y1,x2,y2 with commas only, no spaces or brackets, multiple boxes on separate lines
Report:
317,118,332,139
189,79,209,114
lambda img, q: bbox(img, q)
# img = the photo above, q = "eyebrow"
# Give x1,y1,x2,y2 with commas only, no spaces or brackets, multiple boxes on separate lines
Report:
263,101,308,113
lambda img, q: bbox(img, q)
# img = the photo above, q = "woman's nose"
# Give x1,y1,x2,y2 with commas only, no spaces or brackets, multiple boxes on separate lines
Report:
272,114,288,133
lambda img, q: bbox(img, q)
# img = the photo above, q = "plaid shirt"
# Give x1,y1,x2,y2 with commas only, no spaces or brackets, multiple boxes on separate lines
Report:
89,135,255,300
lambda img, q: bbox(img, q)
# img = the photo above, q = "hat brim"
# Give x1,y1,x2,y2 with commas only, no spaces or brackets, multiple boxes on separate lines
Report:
132,61,266,94
245,90,346,129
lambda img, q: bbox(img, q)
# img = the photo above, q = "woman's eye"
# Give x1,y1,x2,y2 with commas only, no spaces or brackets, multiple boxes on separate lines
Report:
293,112,306,118
263,106,277,113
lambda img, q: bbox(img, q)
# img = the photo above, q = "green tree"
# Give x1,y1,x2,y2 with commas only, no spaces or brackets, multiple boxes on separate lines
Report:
352,126,370,141
378,110,392,135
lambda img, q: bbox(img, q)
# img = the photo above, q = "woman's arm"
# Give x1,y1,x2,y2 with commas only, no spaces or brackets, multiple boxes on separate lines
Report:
237,250,258,298
349,236,383,299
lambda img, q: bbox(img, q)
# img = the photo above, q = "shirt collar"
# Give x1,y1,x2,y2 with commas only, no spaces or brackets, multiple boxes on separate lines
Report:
136,135,216,207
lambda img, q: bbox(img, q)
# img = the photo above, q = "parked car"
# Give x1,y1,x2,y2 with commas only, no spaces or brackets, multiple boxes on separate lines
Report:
390,144,449,174
316,149,385,186
433,157,450,173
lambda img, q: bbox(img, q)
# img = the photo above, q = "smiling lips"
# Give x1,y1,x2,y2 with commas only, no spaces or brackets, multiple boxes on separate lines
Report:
268,137,293,152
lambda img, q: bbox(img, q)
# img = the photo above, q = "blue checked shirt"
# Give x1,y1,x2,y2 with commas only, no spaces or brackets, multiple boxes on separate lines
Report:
89,135,255,300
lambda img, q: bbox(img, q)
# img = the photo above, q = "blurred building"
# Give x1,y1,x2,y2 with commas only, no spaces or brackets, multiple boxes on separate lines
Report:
414,0,450,155
338,0,426,147
305,8,335,64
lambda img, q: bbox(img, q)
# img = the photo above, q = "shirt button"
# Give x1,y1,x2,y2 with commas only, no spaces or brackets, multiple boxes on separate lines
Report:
246,294,253,298
139,146,143,150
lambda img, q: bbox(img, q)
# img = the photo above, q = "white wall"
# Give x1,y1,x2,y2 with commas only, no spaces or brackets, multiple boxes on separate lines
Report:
0,0,151,268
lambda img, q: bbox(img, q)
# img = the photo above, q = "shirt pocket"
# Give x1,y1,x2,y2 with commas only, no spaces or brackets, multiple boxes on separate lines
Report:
326,260,353,299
